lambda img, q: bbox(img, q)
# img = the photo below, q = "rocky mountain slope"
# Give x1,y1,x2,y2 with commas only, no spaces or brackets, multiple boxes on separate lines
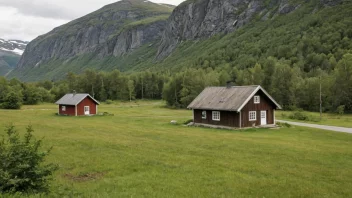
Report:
10,0,174,80
156,0,344,59
9,0,348,81
0,38,28,76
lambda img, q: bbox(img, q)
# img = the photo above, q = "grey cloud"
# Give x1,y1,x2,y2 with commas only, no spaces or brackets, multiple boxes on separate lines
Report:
0,0,79,20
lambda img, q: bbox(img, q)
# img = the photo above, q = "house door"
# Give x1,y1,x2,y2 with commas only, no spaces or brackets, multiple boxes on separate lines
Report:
261,111,267,125
84,106,90,115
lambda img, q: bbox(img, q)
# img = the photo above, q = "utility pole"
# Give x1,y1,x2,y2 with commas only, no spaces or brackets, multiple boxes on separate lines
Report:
320,76,322,120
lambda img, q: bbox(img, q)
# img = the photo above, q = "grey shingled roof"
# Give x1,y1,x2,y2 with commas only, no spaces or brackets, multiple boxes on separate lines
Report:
187,86,282,111
55,93,100,105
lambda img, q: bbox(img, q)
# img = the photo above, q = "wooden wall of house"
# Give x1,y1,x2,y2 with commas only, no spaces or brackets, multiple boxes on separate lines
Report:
59,104,76,116
194,109,240,127
241,90,276,127
77,97,97,116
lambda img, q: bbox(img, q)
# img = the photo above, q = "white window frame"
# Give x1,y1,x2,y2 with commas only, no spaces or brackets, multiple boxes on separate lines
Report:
62,106,66,111
254,96,260,104
212,111,220,121
202,111,207,119
249,111,257,121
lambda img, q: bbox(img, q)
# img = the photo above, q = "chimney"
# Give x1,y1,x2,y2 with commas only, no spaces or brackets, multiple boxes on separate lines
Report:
73,90,76,96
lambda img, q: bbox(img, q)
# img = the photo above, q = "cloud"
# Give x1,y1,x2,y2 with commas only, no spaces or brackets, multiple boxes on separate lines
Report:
0,0,78,20
0,7,69,41
0,0,185,41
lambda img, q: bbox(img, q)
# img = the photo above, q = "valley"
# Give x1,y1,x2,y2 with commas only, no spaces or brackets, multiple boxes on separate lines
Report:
0,101,351,197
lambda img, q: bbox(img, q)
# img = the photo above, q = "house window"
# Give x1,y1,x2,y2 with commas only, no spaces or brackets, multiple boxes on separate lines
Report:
62,106,66,111
249,111,257,121
202,111,207,119
212,111,220,121
254,96,260,104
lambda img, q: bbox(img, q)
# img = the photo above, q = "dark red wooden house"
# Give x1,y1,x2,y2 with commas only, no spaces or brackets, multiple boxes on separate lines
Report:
187,86,282,128
55,93,100,116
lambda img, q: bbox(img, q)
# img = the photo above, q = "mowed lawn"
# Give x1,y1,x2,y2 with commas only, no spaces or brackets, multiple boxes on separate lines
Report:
1,101,352,197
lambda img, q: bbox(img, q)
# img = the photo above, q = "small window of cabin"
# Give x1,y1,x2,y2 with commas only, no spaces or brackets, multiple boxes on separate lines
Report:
254,96,260,104
62,106,66,111
212,111,220,121
202,111,207,119
249,111,256,121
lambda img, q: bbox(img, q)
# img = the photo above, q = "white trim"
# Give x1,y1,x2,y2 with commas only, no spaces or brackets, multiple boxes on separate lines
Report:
75,95,100,105
274,109,276,125
84,106,90,115
75,105,77,116
260,110,267,125
96,104,98,115
202,110,207,119
237,86,282,112
212,111,220,121
254,96,260,104
249,111,257,121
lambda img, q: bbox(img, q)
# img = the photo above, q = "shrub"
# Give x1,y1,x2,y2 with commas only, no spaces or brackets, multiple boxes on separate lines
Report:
183,119,193,125
105,100,113,104
0,125,58,194
336,105,345,115
289,111,309,121
276,122,291,128
1,92,22,109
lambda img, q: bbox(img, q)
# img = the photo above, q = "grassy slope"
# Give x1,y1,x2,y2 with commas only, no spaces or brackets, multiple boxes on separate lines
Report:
0,52,21,76
0,101,351,197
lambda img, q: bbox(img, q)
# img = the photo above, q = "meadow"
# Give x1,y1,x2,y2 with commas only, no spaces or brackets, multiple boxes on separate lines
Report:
0,101,352,197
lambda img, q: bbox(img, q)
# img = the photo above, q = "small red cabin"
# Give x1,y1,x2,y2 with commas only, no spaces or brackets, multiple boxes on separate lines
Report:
55,93,100,116
188,86,282,128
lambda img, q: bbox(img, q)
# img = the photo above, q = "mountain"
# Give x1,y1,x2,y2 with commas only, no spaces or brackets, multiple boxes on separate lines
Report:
10,0,174,81
9,0,350,81
0,38,28,76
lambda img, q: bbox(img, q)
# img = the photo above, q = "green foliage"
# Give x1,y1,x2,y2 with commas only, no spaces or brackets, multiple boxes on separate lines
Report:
1,91,22,109
337,105,345,115
0,125,58,193
289,111,309,121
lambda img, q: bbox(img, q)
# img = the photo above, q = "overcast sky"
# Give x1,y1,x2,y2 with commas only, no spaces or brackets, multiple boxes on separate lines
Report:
0,0,185,41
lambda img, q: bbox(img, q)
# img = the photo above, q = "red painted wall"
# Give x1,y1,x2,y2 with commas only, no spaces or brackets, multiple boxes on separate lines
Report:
59,105,76,116
77,97,97,116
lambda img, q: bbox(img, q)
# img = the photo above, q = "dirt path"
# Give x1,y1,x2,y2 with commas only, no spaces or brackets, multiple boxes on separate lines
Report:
277,120,352,134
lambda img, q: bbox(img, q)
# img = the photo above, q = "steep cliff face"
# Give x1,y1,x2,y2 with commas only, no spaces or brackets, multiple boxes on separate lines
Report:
156,0,343,59
16,0,173,70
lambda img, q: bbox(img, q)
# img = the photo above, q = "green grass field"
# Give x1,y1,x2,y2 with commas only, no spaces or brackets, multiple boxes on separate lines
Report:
1,101,352,197
277,110,352,128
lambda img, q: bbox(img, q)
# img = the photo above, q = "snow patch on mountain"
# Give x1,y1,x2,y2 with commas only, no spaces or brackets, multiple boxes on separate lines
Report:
0,38,28,55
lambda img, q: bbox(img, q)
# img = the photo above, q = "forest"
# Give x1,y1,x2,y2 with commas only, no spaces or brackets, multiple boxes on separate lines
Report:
0,51,351,113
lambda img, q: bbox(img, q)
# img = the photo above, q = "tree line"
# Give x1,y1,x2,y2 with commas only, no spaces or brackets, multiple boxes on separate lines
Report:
1,53,352,113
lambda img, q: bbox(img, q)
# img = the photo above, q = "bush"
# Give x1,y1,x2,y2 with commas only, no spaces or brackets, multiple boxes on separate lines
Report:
276,122,291,128
105,100,113,104
0,125,58,194
336,105,345,115
1,92,22,109
289,111,309,121
183,119,193,125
